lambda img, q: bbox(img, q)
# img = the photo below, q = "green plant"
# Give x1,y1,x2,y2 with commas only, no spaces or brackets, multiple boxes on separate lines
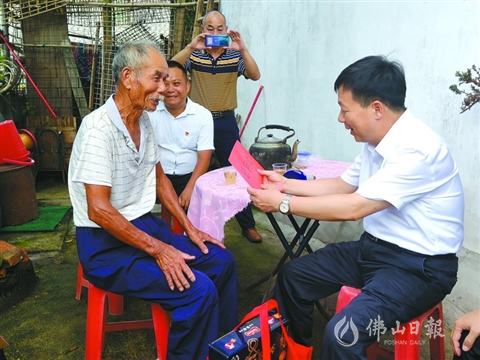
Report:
0,51,13,120
0,51,7,87
21,101,36,117
449,65,480,113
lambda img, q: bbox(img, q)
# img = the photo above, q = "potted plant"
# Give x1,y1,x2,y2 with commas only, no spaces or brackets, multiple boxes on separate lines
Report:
449,65,480,113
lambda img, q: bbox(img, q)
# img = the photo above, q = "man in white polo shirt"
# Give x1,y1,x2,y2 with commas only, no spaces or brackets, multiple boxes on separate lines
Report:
248,55,464,359
148,60,213,211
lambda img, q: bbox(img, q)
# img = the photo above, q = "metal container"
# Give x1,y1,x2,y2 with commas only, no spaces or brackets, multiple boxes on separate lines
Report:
249,125,300,170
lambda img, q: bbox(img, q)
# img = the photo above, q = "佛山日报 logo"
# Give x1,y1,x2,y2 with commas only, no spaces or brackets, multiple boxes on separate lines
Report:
334,316,359,347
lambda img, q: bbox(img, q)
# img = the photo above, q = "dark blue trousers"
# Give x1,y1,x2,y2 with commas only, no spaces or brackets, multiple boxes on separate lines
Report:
76,212,238,360
454,331,480,360
274,232,458,360
213,115,256,230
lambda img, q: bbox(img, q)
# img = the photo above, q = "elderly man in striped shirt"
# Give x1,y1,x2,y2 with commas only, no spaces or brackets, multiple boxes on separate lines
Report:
68,41,237,359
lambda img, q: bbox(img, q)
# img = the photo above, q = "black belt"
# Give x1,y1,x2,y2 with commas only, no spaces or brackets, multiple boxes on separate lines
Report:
166,173,191,179
364,232,456,259
211,110,235,119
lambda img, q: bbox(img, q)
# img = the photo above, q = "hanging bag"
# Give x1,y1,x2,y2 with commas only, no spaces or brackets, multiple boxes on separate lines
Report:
234,299,313,360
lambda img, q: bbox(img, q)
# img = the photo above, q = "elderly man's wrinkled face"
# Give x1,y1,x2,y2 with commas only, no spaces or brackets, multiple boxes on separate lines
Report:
130,48,168,112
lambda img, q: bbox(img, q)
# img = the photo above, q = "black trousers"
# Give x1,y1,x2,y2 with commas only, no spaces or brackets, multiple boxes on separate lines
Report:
166,173,192,197
274,232,458,360
212,115,255,230
454,331,480,360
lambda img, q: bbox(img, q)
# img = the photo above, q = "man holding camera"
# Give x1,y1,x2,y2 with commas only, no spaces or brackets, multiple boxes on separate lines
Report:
172,10,263,243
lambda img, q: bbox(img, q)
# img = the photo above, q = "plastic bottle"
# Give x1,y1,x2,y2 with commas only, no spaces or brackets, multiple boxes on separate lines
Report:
283,169,316,180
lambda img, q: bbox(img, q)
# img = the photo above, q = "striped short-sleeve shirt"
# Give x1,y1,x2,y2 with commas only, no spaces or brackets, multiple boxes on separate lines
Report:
185,49,246,111
68,95,160,227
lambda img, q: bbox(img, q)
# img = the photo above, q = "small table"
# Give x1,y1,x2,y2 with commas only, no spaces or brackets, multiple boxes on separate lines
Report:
188,158,351,241
187,158,351,317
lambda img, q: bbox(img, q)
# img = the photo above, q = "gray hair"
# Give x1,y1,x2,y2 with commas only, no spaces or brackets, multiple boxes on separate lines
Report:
202,10,227,26
112,41,164,84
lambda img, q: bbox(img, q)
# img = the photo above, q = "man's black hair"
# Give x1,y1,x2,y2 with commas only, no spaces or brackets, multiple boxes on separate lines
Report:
167,60,188,81
334,55,407,112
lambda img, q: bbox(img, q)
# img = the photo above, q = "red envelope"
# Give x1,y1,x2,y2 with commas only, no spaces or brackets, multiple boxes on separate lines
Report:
228,141,265,189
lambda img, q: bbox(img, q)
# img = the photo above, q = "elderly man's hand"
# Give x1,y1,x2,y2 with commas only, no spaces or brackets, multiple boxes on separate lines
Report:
187,227,226,254
154,243,196,292
451,309,480,356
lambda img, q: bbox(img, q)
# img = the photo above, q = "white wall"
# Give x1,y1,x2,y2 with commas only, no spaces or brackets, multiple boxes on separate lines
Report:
221,0,480,328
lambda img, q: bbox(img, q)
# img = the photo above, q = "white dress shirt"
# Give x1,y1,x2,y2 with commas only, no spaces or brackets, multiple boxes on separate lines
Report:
148,98,214,175
341,110,464,255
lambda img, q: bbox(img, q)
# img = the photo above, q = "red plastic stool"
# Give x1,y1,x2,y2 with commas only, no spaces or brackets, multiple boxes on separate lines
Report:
76,262,124,315
335,286,445,360
160,205,184,235
85,282,170,360
76,206,182,313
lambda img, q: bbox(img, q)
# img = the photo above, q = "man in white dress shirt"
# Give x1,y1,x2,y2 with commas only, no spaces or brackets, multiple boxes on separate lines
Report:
248,55,464,359
148,60,214,210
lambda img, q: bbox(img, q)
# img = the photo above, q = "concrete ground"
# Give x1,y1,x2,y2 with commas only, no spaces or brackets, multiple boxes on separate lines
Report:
0,174,454,359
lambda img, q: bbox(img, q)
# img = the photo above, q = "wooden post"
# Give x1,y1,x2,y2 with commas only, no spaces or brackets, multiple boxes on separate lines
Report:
192,0,204,40
62,40,90,118
206,0,214,14
172,2,186,56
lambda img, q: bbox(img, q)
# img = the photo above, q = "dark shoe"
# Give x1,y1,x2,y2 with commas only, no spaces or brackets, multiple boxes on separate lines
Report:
242,228,263,243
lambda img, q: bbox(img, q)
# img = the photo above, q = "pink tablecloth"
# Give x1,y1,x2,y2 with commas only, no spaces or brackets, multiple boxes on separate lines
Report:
187,159,352,241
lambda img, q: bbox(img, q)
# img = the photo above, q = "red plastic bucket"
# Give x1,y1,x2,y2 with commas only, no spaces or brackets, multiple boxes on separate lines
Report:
0,120,35,166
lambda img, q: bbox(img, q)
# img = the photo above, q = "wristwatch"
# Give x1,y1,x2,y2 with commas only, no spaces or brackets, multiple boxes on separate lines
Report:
279,194,293,215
